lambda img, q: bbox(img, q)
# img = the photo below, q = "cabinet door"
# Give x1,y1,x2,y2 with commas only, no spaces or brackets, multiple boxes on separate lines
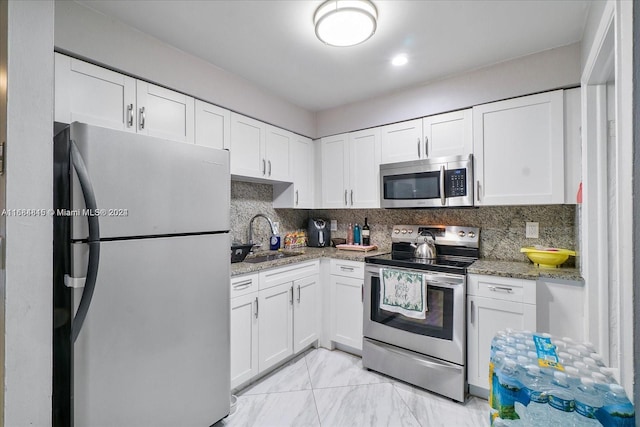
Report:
136,81,195,143
331,275,363,351
265,125,292,182
293,275,319,353
230,293,259,389
380,119,423,163
467,295,536,391
194,100,230,150
320,134,349,208
258,282,293,373
423,109,472,158
54,53,136,132
230,113,266,179
473,90,564,205
348,128,381,208
292,135,314,208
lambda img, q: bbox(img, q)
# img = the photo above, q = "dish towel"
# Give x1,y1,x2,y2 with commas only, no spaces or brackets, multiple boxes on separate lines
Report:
380,268,428,320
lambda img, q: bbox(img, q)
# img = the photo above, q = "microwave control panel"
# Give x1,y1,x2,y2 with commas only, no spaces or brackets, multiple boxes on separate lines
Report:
445,169,467,197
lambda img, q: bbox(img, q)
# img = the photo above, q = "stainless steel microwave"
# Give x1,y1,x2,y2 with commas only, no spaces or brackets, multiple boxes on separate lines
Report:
380,154,474,208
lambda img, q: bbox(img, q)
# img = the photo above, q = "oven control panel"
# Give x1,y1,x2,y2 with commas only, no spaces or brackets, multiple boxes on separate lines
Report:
392,225,480,248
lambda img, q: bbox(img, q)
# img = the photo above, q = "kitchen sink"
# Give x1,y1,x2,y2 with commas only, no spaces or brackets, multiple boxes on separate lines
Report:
243,252,304,263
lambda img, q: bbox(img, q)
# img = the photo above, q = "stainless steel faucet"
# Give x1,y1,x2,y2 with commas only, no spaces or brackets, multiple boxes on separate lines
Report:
248,213,277,246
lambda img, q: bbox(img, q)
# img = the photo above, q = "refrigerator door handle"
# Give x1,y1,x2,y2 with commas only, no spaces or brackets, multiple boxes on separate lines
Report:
64,274,86,288
70,140,101,343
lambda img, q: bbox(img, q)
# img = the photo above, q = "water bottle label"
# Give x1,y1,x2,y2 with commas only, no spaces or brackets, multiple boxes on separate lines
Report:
595,403,636,426
548,394,575,412
533,335,564,370
527,389,549,404
575,400,598,419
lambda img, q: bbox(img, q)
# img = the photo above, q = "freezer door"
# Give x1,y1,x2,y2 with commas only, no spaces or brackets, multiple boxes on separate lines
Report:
68,122,230,240
71,233,230,427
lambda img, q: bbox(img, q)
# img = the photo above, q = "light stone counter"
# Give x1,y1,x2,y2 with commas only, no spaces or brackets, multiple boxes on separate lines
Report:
467,259,583,282
230,247,390,277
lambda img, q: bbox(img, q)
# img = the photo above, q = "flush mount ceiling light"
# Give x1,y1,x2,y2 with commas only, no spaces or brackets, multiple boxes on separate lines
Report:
314,0,378,47
391,54,408,66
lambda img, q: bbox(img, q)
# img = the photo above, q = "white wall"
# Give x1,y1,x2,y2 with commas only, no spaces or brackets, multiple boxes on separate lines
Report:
316,43,581,137
1,0,54,425
54,0,317,138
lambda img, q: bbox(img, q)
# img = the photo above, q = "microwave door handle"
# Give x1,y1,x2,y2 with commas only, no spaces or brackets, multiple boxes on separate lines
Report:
440,165,446,206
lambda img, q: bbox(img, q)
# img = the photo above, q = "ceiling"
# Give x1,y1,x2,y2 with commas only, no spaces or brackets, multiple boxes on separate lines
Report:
77,0,592,112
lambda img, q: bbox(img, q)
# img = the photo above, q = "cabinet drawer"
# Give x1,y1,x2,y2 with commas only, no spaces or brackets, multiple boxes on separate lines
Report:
230,273,259,298
259,261,319,290
467,274,536,304
330,259,365,279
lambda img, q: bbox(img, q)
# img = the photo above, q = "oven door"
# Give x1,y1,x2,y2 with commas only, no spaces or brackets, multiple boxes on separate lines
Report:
363,264,465,365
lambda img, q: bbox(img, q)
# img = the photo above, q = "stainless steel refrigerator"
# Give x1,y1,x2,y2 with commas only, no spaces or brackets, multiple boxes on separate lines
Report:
53,122,230,426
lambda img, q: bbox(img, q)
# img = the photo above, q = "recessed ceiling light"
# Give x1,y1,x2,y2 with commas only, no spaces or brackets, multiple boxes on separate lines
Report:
314,0,378,47
391,54,408,66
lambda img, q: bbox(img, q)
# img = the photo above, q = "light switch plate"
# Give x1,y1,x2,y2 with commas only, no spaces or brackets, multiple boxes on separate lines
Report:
526,222,539,239
330,220,337,231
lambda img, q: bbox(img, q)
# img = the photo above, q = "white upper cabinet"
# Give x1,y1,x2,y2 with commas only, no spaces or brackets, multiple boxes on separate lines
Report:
55,53,137,132
195,99,230,150
230,113,292,182
320,129,380,209
273,135,315,209
380,119,423,164
348,128,381,208
320,133,349,208
55,53,195,144
380,110,472,164
265,125,292,182
473,90,564,206
136,81,194,143
423,109,472,158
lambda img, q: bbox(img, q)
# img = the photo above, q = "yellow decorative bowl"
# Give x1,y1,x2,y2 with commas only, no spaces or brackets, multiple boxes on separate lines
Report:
520,246,576,268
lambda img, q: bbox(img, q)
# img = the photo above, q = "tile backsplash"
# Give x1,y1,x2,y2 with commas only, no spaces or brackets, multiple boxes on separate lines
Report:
231,181,576,263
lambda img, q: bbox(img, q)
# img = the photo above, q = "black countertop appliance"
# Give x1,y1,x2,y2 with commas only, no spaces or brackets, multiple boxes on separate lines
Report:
307,218,330,247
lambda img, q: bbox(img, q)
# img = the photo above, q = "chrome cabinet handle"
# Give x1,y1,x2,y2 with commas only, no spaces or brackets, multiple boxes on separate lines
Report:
295,190,299,206
139,107,145,130
297,284,301,303
290,286,294,305
488,285,513,293
470,300,475,325
340,266,354,272
425,136,429,158
440,165,446,206
268,160,272,176
232,279,252,290
476,180,481,202
127,104,133,127
254,297,259,318
417,138,421,158
350,190,354,206
361,283,364,303
344,190,348,206
262,159,266,175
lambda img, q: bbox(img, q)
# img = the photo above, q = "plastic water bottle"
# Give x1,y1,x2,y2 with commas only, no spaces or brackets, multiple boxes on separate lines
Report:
573,378,603,426
591,372,611,394
547,371,576,426
564,366,582,388
497,358,524,420
589,353,605,367
596,384,635,426
520,365,549,426
490,350,507,411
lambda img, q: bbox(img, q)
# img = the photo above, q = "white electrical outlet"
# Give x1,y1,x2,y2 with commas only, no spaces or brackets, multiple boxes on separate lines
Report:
330,220,337,231
525,222,539,239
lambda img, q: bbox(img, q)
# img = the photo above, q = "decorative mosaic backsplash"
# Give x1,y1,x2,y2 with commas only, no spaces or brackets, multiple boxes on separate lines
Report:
231,181,577,264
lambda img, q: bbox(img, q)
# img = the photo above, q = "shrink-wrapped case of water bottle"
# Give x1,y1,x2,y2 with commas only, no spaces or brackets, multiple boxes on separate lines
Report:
489,330,635,426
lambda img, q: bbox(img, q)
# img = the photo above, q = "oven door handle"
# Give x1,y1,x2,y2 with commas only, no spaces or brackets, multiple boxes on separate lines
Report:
440,165,446,206
375,339,462,374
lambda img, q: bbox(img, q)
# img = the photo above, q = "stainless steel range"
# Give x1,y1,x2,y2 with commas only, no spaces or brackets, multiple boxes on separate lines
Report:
363,225,480,402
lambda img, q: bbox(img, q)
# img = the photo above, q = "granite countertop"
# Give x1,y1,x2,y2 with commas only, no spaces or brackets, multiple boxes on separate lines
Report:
467,259,583,282
230,247,390,277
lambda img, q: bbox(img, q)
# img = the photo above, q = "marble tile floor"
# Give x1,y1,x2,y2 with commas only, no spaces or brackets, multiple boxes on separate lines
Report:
215,348,489,427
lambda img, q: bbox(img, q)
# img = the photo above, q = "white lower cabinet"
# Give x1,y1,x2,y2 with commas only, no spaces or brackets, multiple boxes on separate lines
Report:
230,261,319,389
258,282,294,373
466,274,536,395
330,260,364,351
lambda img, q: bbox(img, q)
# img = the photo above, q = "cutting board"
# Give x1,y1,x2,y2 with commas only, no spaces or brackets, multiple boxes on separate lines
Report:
335,244,378,252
